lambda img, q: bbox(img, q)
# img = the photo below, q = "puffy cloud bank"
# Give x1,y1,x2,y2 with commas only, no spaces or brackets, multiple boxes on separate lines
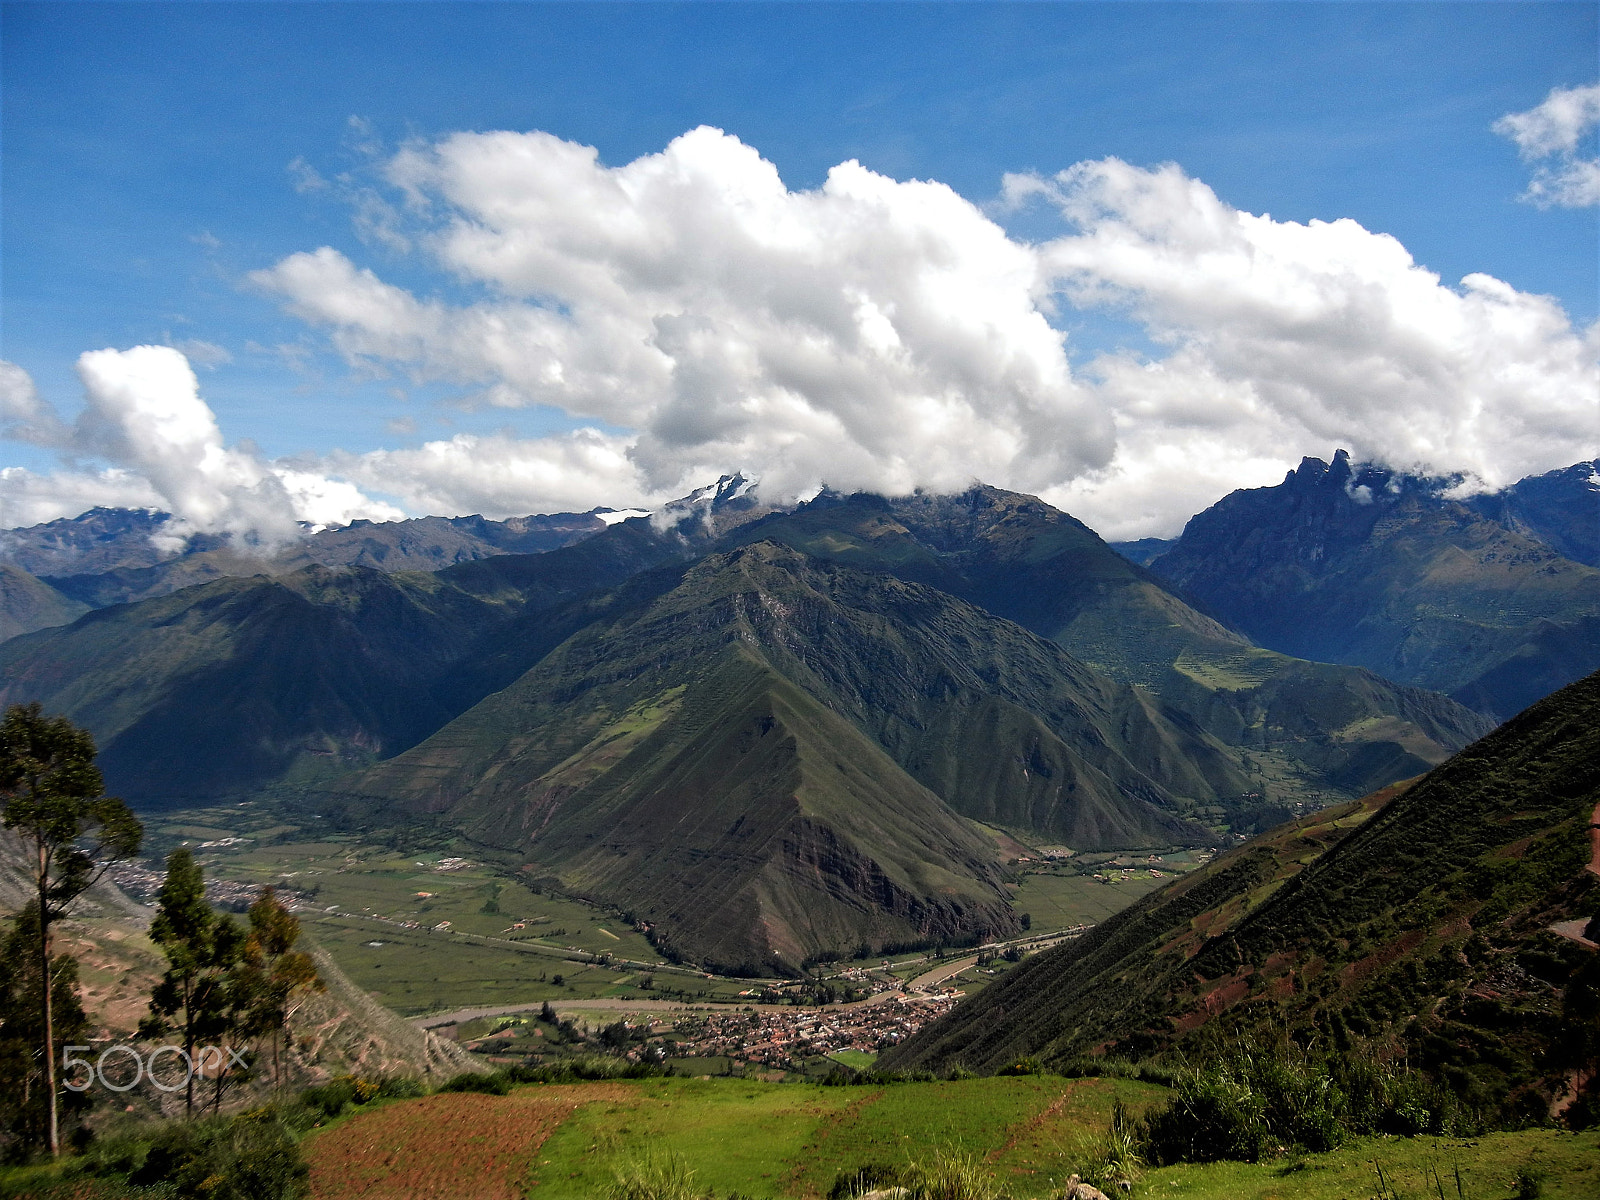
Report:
1495,83,1600,208
1,346,400,539
1016,159,1599,532
254,126,1111,508
6,127,1596,540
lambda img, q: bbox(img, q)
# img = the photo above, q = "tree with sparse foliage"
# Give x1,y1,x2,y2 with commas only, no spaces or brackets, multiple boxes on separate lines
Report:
0,903,92,1160
233,886,321,1093
140,846,244,1118
0,701,142,1158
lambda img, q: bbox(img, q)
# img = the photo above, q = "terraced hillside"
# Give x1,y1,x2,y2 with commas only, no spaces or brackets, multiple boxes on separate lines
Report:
885,668,1600,1124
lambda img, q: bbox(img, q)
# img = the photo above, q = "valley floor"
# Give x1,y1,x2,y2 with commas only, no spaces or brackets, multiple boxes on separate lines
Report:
299,1077,1599,1200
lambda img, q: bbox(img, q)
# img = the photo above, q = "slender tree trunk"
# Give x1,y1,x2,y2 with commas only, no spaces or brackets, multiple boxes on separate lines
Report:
211,1043,227,1116
37,835,59,1158
183,978,195,1120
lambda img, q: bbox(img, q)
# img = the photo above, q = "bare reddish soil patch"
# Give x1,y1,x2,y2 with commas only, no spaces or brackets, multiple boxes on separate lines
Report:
1338,928,1426,990
307,1084,633,1200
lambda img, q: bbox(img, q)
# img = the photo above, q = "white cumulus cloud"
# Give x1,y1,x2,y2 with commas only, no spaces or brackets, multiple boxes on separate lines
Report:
1015,158,1599,535
0,348,401,538
1494,83,1600,208
10,130,1597,543
246,129,1597,539
323,428,648,519
253,126,1113,506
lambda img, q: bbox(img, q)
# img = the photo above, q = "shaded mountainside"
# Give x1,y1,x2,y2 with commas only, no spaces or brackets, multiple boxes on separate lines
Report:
0,560,89,641
0,505,619,614
731,488,1491,812
322,541,1253,969
883,669,1600,1122
0,519,689,805
1150,452,1600,721
1466,458,1600,569
0,484,1490,827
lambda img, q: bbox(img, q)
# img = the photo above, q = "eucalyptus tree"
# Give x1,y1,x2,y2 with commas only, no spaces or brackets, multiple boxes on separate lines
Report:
0,702,142,1158
235,887,322,1093
140,845,244,1119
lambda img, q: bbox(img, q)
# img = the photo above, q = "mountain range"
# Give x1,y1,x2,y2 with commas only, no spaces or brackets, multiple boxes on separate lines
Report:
1,475,1509,972
0,505,623,622
1146,452,1600,720
882,666,1600,1124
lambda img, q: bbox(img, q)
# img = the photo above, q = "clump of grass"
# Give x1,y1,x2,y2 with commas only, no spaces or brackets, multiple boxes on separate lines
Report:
828,1163,906,1199
903,1148,1003,1200
1069,1101,1145,1194
608,1150,699,1200
830,1149,1003,1200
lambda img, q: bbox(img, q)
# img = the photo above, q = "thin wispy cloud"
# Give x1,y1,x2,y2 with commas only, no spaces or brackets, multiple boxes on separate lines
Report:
1494,83,1600,208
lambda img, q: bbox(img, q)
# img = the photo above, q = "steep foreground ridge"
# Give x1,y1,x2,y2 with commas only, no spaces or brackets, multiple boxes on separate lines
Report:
884,668,1600,1124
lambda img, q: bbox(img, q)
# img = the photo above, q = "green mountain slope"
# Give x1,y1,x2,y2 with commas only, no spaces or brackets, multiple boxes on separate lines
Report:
0,518,690,804
323,541,1264,968
730,488,1492,816
0,566,515,803
883,669,1600,1121
1151,452,1600,720
0,561,89,641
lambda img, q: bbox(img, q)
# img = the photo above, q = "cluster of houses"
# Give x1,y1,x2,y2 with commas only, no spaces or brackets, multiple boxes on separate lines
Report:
109,858,274,911
663,991,964,1068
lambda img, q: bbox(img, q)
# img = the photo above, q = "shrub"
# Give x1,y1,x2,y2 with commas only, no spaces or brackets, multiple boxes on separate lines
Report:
503,1055,667,1084
376,1076,425,1099
995,1057,1041,1077
78,1109,308,1200
439,1070,512,1094
1143,1063,1270,1164
1139,1045,1469,1166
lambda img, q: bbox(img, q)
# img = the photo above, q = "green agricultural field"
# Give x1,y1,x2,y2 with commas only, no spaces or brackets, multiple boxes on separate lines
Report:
146,796,1187,1018
1011,868,1170,929
140,798,725,1015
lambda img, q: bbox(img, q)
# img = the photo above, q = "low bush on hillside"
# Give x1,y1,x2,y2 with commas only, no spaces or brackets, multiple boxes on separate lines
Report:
1139,1047,1466,1165
68,1108,309,1199
509,1055,671,1083
821,1065,978,1086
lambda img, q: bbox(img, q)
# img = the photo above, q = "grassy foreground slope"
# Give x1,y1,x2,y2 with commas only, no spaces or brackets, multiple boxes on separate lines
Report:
883,669,1600,1123
286,1076,1600,1200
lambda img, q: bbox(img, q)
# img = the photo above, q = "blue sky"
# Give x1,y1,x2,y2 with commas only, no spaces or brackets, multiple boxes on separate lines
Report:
2,2,1596,538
